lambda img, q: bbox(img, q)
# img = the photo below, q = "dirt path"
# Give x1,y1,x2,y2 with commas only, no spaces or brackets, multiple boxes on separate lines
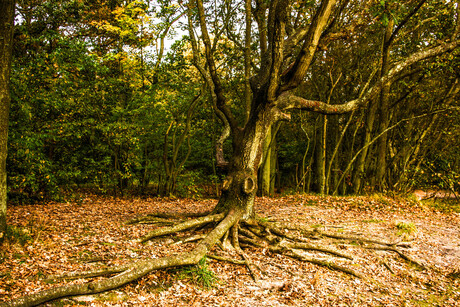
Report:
1,194,459,306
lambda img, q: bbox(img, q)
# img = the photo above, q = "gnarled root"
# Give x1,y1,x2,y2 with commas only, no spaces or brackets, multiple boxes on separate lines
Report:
210,218,424,280
2,210,426,307
1,210,241,307
139,213,226,243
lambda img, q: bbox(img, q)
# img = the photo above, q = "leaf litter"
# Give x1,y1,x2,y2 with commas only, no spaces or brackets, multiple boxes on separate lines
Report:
0,194,459,306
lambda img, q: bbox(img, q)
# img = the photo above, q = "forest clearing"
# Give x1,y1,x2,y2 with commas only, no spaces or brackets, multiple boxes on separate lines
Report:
1,0,460,306
1,193,459,306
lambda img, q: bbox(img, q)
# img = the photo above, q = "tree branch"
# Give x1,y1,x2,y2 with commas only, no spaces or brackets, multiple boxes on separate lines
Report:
243,0,252,123
278,40,460,113
193,0,238,131
253,0,268,59
185,1,233,167
281,0,337,91
386,0,427,48
266,0,290,102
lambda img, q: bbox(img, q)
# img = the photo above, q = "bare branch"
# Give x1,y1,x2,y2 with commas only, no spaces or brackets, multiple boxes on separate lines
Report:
185,2,233,167
215,108,231,168
193,0,238,131
251,0,291,103
387,0,427,48
281,0,337,91
154,11,186,71
244,0,252,123
278,40,460,113
253,0,268,58
277,93,357,114
333,109,451,195
454,0,460,39
266,0,291,101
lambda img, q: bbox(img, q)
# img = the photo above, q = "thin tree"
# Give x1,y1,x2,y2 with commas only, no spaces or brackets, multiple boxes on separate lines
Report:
0,0,15,244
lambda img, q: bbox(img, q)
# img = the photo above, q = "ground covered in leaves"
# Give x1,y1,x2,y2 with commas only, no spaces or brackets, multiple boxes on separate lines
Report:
1,193,459,306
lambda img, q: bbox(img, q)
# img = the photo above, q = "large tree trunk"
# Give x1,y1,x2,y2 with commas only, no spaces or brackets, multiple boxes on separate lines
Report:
213,104,277,219
0,0,15,244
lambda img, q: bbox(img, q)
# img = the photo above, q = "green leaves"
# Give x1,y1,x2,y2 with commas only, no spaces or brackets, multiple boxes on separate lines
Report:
176,257,219,289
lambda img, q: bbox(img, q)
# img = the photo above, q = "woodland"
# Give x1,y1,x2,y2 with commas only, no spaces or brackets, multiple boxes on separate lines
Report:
0,0,459,306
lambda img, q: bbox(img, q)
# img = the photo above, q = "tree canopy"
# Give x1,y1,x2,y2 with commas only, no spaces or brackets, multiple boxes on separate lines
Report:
4,0,458,203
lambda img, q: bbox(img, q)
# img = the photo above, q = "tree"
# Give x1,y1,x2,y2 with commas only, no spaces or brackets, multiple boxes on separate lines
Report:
7,0,190,199
3,0,459,305
0,0,15,244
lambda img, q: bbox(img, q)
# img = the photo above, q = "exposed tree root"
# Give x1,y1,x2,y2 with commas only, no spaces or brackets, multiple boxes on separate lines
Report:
125,216,178,225
207,254,246,265
1,210,241,307
45,264,132,281
126,211,212,225
380,257,395,274
315,229,398,246
264,221,397,246
139,213,225,243
2,210,427,307
171,233,207,245
368,246,425,270
282,248,363,279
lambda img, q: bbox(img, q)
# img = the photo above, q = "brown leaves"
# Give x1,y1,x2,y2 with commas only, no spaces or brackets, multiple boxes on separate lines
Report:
1,193,459,306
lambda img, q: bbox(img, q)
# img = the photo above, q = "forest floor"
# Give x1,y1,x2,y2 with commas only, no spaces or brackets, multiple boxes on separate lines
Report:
1,193,459,306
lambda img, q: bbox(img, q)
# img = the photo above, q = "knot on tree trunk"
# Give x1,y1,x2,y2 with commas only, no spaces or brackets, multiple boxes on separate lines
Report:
243,175,256,194
222,171,256,195
216,170,257,219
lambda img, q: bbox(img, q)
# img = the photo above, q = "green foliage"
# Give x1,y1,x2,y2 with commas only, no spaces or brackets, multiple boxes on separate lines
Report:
410,155,460,193
5,226,33,246
7,0,213,199
257,216,270,223
423,198,460,214
6,0,459,199
395,221,417,238
176,257,219,289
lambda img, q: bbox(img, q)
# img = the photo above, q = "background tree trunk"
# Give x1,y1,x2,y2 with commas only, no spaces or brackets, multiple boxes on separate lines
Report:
375,18,394,191
0,0,15,244
319,114,327,194
259,126,272,196
259,124,280,196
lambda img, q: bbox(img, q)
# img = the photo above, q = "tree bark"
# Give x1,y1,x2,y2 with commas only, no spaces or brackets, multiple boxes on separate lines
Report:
260,126,272,196
0,0,15,244
213,104,280,219
269,133,277,195
318,114,327,194
375,18,394,191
